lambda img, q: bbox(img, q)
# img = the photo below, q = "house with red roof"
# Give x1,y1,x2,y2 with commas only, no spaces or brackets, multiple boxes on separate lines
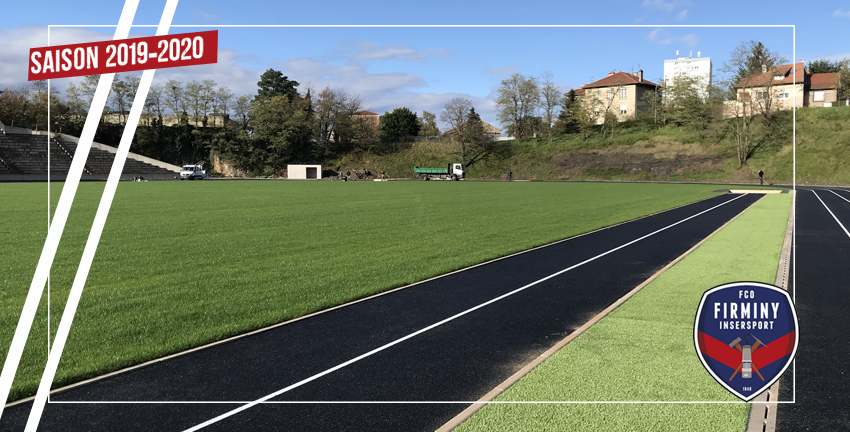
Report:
809,72,841,108
353,110,381,128
734,62,840,111
568,69,660,124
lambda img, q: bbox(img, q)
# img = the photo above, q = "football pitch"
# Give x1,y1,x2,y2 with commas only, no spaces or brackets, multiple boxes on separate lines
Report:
0,180,727,401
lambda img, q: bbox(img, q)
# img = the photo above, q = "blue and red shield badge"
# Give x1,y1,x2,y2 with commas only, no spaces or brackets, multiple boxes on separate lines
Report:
694,282,798,401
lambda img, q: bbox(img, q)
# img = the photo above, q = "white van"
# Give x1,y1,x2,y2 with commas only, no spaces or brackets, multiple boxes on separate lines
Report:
180,165,205,180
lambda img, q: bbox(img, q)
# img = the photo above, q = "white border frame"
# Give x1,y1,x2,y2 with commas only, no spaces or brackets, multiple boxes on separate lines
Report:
36,24,797,408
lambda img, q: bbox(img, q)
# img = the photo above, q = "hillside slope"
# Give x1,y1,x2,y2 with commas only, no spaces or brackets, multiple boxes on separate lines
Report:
336,106,849,185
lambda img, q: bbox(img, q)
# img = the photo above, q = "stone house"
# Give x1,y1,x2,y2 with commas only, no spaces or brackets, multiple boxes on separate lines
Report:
570,70,661,124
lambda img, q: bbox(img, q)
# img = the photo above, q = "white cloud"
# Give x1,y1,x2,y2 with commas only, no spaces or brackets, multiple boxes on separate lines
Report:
643,0,691,17
151,49,261,97
352,42,450,62
681,33,699,47
279,58,426,93
810,52,850,63
275,57,498,123
0,27,132,90
485,66,517,74
647,28,698,47
196,11,220,20
642,0,678,12
834,8,850,17
647,28,660,40
647,28,673,45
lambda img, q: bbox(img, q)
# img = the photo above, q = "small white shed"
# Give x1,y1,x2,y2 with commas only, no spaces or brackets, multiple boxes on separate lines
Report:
287,164,322,180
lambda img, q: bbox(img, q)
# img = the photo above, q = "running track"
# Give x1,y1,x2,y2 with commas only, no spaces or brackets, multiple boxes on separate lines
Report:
776,188,850,430
1,193,760,431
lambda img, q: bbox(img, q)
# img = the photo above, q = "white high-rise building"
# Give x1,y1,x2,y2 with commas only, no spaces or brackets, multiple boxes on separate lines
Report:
663,50,712,96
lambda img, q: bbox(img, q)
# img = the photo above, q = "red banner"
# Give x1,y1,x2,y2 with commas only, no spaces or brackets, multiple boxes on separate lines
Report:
28,30,218,81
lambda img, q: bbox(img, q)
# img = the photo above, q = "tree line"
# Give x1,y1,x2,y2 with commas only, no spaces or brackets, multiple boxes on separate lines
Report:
0,70,447,175
492,41,850,167
2,39,848,173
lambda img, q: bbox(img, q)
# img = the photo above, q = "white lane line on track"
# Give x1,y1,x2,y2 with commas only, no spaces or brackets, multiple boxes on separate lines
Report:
813,191,850,240
181,193,748,431
830,189,850,205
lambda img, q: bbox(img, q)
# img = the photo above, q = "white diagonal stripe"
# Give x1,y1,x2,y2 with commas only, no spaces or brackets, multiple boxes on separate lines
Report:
22,1,180,430
0,0,140,420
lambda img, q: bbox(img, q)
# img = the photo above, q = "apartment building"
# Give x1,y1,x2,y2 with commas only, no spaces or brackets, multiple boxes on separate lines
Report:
663,50,712,98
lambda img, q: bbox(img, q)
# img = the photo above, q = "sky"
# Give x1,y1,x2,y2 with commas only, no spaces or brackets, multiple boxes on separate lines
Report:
2,0,848,128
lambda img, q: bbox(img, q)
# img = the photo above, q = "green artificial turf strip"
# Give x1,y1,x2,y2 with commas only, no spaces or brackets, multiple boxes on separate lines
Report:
0,181,724,400
456,193,792,432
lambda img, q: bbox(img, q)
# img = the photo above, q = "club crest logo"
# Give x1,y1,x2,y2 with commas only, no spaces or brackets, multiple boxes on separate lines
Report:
693,282,798,401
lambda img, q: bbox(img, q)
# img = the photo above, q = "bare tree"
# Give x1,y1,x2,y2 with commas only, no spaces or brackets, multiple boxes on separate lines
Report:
840,60,850,105
539,72,561,146
124,74,140,105
27,80,58,131
185,80,204,126
215,86,235,125
639,79,665,129
29,80,47,97
65,82,86,120
573,96,597,140
721,41,787,167
164,79,185,117
441,98,474,166
495,73,539,139
110,74,132,125
585,78,630,139
233,95,253,130
144,83,166,123
200,79,216,127
752,67,780,125
78,75,100,108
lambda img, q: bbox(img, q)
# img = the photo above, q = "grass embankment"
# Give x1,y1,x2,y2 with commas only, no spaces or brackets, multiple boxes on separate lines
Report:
794,106,850,185
340,106,848,185
0,181,724,400
456,193,792,432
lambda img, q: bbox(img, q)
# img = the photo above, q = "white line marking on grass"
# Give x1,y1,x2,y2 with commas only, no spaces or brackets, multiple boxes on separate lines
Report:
181,193,749,431
812,191,850,240
23,2,179,430
0,1,140,421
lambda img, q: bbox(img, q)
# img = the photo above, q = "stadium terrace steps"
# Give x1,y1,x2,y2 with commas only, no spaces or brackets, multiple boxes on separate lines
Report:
0,133,175,177
0,147,19,174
